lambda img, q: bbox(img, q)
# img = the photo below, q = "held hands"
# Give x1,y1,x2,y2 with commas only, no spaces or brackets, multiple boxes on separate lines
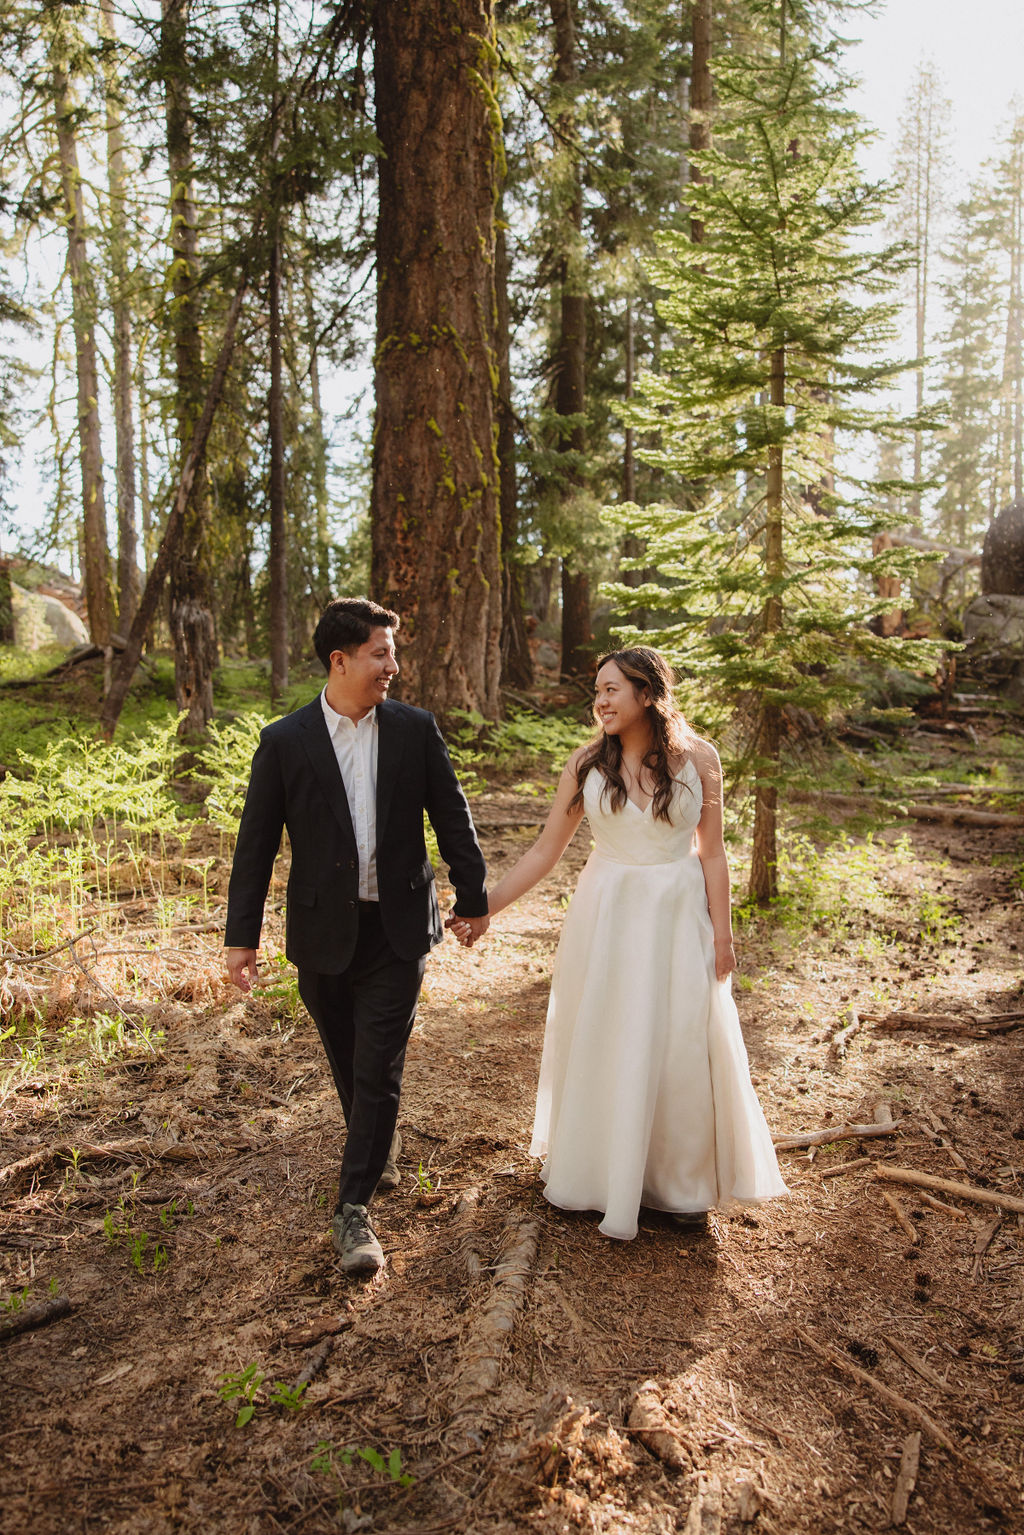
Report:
444,912,490,949
714,936,737,982
225,947,259,992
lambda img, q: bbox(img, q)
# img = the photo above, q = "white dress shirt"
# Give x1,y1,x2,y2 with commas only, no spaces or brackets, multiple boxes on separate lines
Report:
321,689,379,900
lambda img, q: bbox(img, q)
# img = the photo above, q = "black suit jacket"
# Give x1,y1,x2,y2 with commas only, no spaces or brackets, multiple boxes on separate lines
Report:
225,697,487,972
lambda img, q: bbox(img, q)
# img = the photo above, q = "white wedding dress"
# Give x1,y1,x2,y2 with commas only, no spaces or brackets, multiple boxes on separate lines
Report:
530,761,788,1239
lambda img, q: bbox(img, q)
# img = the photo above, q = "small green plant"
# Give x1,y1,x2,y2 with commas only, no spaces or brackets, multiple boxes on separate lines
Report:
356,1446,414,1487
268,1381,308,1412
416,1161,433,1194
2,1284,30,1314
310,1440,414,1489
218,1363,265,1428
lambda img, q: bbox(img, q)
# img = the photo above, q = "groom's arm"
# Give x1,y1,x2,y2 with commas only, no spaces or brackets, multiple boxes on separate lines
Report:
225,730,287,969
422,716,488,919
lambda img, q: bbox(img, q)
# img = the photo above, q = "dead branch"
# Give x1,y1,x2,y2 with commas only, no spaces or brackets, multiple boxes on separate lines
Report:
820,1156,873,1180
772,1119,899,1151
292,1336,332,1394
874,1163,1024,1216
830,1010,861,1060
917,1190,969,1220
867,1010,1024,1037
890,1431,922,1527
972,1216,1002,1280
881,1334,950,1392
3,927,99,965
0,1136,197,1194
794,1327,963,1457
0,1295,72,1343
880,1190,919,1246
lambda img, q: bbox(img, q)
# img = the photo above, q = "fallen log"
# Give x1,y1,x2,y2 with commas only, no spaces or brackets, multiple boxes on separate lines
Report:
902,804,1021,828
0,1294,72,1344
875,1163,1024,1216
773,1119,899,1151
445,1217,540,1449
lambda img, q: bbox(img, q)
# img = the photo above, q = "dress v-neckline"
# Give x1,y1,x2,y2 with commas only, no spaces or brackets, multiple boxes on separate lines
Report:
625,794,652,814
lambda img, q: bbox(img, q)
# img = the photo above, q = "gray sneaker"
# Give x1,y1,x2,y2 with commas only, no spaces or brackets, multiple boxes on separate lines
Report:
331,1203,384,1276
376,1129,402,1192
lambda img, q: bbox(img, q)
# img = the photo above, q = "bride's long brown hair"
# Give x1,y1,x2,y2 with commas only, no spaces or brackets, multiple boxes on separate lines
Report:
569,647,696,823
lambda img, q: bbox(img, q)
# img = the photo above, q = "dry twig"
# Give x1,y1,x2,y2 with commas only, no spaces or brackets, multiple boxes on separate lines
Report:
773,1119,899,1151
874,1164,1024,1216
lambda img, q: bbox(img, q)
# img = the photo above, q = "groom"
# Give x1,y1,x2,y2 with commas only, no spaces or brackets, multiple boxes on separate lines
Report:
224,597,489,1275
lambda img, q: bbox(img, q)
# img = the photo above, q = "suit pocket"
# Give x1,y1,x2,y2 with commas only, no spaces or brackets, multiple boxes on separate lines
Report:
288,882,317,907
408,859,435,891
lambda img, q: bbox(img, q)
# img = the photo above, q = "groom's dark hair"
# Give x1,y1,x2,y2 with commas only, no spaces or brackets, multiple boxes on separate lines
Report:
313,597,401,670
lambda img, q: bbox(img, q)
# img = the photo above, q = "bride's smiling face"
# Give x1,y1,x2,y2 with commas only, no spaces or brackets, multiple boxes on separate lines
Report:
594,661,651,738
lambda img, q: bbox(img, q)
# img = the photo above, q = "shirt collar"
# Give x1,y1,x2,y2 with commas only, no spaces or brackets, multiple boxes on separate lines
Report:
321,687,376,735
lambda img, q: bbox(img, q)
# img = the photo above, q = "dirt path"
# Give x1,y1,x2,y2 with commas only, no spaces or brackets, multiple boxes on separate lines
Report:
2,767,1023,1534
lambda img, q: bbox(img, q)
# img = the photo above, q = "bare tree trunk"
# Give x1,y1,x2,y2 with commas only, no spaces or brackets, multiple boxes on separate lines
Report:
100,277,248,740
302,220,331,605
161,0,216,737
268,226,289,700
99,0,138,635
496,210,533,688
370,0,502,718
52,50,114,650
688,0,712,243
749,345,785,907
549,0,591,678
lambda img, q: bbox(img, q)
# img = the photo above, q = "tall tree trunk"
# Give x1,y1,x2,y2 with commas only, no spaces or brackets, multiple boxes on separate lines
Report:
496,209,533,688
101,276,248,739
268,226,289,700
161,0,216,736
370,0,502,718
549,0,590,677
302,221,331,604
688,0,712,244
749,345,785,907
99,0,138,634
52,50,114,650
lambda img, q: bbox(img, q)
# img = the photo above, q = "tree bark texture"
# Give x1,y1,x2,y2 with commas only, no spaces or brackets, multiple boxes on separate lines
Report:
749,345,786,906
52,55,114,649
100,277,248,740
100,0,139,635
688,0,712,243
496,212,533,688
268,227,289,700
371,0,502,719
162,0,216,736
549,0,591,677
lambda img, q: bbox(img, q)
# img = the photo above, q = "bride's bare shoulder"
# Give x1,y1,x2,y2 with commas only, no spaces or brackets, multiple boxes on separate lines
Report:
677,735,721,779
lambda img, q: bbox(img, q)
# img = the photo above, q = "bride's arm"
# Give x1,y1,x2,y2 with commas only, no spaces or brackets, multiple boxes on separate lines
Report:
692,740,736,979
486,752,587,917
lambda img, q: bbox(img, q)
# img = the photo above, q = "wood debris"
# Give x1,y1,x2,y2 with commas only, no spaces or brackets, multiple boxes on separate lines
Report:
820,1155,873,1180
0,1295,72,1344
626,1379,692,1472
881,1334,950,1393
880,1189,919,1246
794,1327,963,1458
681,1472,723,1535
874,1163,1024,1216
891,1431,922,1526
773,1118,899,1151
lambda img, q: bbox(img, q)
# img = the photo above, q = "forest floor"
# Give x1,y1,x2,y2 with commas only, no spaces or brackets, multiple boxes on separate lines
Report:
2,689,1024,1535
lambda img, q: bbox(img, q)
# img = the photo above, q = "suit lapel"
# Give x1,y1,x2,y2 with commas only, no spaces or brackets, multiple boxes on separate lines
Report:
375,700,405,834
296,699,357,844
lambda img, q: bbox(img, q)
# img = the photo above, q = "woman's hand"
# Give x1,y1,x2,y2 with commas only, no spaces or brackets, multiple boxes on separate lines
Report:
714,936,737,981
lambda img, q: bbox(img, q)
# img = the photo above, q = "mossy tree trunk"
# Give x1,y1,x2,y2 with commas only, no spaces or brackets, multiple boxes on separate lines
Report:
749,344,785,907
370,0,502,719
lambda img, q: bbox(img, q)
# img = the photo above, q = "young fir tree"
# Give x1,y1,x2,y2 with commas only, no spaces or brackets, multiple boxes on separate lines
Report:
930,192,1001,551
606,0,936,905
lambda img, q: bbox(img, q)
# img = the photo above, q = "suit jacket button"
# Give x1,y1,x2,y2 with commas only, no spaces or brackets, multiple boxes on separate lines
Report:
348,900,356,909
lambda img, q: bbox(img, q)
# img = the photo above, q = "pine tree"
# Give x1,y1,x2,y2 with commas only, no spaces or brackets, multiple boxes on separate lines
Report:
608,0,935,904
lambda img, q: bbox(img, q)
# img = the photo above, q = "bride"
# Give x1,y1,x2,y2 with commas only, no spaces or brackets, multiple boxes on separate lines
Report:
452,645,787,1240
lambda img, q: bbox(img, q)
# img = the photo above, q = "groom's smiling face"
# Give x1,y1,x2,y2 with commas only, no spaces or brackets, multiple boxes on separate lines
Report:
331,626,399,716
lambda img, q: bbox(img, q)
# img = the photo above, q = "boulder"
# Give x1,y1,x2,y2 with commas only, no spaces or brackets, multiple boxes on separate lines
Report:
11,583,90,650
981,499,1024,595
963,592,1024,653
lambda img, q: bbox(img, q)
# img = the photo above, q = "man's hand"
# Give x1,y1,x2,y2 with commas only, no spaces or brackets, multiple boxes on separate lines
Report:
445,913,489,949
225,947,259,992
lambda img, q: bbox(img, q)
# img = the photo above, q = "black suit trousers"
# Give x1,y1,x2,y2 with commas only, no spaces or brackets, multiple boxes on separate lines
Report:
297,902,426,1211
